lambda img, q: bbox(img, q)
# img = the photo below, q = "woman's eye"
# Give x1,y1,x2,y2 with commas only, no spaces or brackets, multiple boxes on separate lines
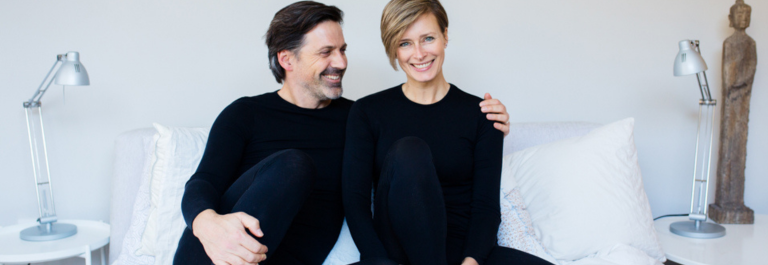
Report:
425,36,434,42
399,42,410,47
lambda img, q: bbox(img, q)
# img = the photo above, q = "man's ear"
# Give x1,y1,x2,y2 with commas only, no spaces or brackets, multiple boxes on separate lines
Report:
278,50,293,72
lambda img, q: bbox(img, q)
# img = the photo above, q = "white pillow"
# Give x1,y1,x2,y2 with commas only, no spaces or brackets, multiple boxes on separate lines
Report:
138,123,209,265
135,130,165,256
504,118,664,263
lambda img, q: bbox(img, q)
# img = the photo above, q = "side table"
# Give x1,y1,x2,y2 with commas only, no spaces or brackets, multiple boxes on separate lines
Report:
654,214,767,265
0,219,110,265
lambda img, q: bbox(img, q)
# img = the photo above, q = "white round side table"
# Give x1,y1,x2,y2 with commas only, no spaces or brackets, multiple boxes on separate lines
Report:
654,214,768,265
0,219,110,265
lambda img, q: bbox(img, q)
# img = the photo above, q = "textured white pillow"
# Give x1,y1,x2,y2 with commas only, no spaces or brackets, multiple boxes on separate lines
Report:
497,188,559,265
135,130,165,256
505,118,664,262
133,124,208,265
149,123,209,265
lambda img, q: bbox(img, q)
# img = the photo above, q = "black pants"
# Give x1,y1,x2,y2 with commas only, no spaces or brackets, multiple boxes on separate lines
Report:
174,149,339,265
353,137,552,265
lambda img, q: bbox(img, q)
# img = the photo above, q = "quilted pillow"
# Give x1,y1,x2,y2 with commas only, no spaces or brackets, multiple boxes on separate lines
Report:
497,187,559,264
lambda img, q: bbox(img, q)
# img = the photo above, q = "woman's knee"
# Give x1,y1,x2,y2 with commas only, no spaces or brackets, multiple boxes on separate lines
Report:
388,136,433,167
385,137,438,187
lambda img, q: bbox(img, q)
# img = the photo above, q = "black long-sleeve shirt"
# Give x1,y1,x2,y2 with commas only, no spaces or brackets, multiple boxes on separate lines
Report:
342,84,503,262
181,92,353,232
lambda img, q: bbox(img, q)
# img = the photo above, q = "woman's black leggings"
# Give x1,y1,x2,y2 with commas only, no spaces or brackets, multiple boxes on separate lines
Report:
174,149,334,265
352,137,553,265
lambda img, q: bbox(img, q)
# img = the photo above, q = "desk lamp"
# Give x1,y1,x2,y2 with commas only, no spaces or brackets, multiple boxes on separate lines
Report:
21,51,90,241
671,40,726,238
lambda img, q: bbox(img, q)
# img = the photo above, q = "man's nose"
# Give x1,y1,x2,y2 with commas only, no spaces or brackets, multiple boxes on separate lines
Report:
332,51,347,70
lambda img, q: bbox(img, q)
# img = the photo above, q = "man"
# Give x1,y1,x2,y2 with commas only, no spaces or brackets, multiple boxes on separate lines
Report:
173,2,511,265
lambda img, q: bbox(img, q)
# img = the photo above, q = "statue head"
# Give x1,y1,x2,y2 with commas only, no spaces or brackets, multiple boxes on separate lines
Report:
729,0,751,30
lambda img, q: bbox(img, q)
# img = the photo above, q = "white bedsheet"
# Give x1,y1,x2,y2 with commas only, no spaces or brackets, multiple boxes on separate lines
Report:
563,244,663,265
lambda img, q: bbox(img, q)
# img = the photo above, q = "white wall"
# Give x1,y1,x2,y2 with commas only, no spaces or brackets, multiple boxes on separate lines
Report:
0,0,765,253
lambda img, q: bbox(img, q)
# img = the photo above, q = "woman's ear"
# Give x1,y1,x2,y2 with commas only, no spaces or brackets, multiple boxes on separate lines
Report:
443,28,449,47
278,50,293,72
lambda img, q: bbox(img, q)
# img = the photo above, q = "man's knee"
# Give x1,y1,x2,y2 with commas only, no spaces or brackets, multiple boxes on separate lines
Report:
274,149,314,167
269,149,316,186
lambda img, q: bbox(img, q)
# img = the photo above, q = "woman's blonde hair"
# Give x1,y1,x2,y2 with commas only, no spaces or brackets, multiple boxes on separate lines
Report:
380,0,448,70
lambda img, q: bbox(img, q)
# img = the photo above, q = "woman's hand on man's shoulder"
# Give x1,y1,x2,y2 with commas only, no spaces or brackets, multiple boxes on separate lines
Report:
479,93,510,137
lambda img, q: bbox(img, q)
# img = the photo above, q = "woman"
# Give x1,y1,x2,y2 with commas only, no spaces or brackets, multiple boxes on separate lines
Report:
342,1,552,264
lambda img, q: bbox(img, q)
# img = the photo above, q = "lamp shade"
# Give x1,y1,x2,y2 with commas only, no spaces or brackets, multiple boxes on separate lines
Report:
54,51,89,86
674,40,708,76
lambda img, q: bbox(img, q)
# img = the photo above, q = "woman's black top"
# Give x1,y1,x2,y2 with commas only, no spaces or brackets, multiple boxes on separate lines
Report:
342,84,503,262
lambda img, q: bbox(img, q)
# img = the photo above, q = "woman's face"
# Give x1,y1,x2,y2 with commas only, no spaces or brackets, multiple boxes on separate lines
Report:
396,13,447,84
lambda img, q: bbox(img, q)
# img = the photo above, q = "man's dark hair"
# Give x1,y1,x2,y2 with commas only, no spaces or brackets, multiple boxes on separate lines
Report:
266,1,344,84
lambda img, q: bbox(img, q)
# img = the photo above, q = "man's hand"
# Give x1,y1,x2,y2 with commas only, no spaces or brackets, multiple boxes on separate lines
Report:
461,257,480,265
480,93,510,137
192,209,268,265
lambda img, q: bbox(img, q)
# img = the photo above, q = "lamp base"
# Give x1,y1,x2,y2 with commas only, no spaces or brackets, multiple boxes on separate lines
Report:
20,222,77,241
670,220,725,239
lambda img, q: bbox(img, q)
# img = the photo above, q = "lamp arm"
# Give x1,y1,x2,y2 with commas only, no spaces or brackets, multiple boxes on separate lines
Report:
695,73,708,101
25,55,63,107
691,41,714,102
701,71,714,101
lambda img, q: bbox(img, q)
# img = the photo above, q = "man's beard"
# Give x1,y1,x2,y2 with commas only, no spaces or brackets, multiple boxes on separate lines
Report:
303,67,345,101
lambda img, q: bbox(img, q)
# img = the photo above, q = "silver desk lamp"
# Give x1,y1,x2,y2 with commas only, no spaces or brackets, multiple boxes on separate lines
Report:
670,40,725,239
21,51,90,241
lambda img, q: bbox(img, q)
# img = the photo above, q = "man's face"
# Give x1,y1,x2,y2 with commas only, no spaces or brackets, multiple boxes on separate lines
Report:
291,21,347,100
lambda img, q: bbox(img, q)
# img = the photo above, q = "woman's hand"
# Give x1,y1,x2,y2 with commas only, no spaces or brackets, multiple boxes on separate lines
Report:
192,209,269,265
480,93,510,137
461,257,480,265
